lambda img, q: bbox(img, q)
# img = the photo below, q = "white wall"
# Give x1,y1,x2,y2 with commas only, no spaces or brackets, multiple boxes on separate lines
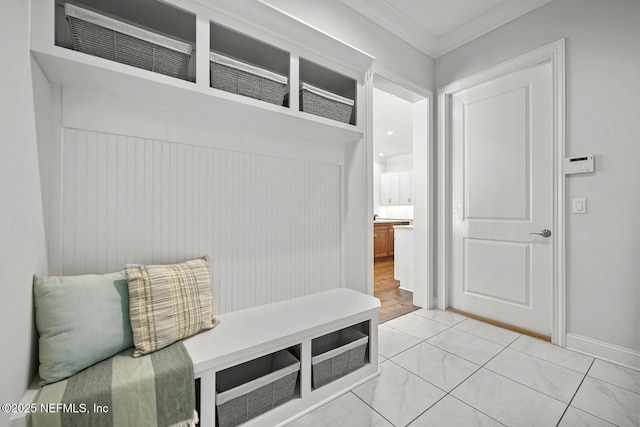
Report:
262,0,434,91
411,98,431,307
386,153,413,173
37,86,347,314
373,158,385,216
262,0,433,297
0,1,49,423
435,0,640,353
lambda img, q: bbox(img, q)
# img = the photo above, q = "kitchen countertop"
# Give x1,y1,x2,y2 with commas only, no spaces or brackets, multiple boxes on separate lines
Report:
394,225,413,230
373,218,413,223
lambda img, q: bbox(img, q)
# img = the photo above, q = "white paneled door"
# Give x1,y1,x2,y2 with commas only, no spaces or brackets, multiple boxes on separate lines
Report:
450,61,553,335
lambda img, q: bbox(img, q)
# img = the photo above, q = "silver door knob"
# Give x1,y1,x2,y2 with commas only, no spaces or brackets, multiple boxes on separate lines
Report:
529,229,552,237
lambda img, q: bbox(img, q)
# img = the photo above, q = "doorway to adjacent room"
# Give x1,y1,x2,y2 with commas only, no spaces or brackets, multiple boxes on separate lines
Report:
371,74,430,323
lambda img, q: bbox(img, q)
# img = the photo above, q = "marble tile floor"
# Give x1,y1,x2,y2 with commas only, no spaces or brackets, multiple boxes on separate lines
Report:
287,310,639,427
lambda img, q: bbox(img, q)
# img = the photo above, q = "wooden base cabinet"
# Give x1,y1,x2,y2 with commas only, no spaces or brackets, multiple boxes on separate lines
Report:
374,224,390,258
373,222,409,259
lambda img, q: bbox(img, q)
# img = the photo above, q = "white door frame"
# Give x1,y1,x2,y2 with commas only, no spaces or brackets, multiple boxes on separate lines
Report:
436,39,566,346
369,64,435,309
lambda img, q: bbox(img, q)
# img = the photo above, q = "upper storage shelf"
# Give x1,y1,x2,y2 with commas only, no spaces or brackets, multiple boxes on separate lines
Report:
209,21,290,108
299,58,357,125
54,0,197,81
32,0,374,143
210,22,289,79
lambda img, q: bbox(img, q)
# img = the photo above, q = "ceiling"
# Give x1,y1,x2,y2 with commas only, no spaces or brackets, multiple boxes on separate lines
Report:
373,87,414,159
339,0,552,58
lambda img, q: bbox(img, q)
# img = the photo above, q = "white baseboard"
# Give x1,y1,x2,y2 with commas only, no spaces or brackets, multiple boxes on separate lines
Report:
566,333,640,370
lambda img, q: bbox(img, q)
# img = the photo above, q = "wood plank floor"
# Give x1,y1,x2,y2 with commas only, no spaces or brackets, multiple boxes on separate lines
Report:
374,257,419,323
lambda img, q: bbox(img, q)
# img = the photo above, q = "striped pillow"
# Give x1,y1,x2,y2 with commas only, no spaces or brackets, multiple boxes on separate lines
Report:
125,256,218,356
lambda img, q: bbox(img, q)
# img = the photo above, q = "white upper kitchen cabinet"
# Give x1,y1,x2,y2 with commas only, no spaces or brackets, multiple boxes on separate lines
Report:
399,171,413,205
380,172,398,205
380,171,412,206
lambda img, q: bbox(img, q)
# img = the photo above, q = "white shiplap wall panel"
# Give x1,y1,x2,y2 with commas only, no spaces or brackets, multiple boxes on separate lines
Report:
54,128,341,314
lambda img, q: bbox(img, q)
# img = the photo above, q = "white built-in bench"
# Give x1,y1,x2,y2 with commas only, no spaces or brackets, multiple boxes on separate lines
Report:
184,288,380,427
11,288,380,427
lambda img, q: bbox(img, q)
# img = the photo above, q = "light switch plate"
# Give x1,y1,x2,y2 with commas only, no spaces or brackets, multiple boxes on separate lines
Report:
572,198,587,214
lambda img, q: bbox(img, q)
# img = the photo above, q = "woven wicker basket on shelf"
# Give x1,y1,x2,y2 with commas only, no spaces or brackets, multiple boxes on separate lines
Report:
65,3,192,80
210,52,288,106
311,327,368,389
300,82,355,124
215,350,300,427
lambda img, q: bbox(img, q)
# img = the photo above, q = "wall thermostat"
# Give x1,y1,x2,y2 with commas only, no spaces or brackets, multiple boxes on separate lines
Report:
564,155,594,175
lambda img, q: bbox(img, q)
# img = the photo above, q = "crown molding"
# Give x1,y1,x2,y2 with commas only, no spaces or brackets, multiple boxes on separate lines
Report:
340,0,552,58
339,0,437,56
433,0,553,57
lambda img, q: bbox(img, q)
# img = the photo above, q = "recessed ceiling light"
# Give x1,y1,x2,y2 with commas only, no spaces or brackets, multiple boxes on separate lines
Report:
386,131,394,135
378,153,384,157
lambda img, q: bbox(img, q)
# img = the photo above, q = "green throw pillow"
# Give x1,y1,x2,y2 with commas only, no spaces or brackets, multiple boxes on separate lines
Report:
34,271,133,385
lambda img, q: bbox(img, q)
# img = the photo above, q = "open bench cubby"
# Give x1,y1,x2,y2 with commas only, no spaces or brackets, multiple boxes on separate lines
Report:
311,321,369,389
213,346,301,427
184,288,380,427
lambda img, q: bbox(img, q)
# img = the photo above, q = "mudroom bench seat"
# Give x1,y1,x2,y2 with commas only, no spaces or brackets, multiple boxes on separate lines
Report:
11,288,380,427
184,287,380,427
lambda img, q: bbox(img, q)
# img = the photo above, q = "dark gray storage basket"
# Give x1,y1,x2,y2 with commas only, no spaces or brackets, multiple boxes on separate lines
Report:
65,3,192,80
300,82,354,124
311,327,368,389
215,350,300,427
210,52,288,106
